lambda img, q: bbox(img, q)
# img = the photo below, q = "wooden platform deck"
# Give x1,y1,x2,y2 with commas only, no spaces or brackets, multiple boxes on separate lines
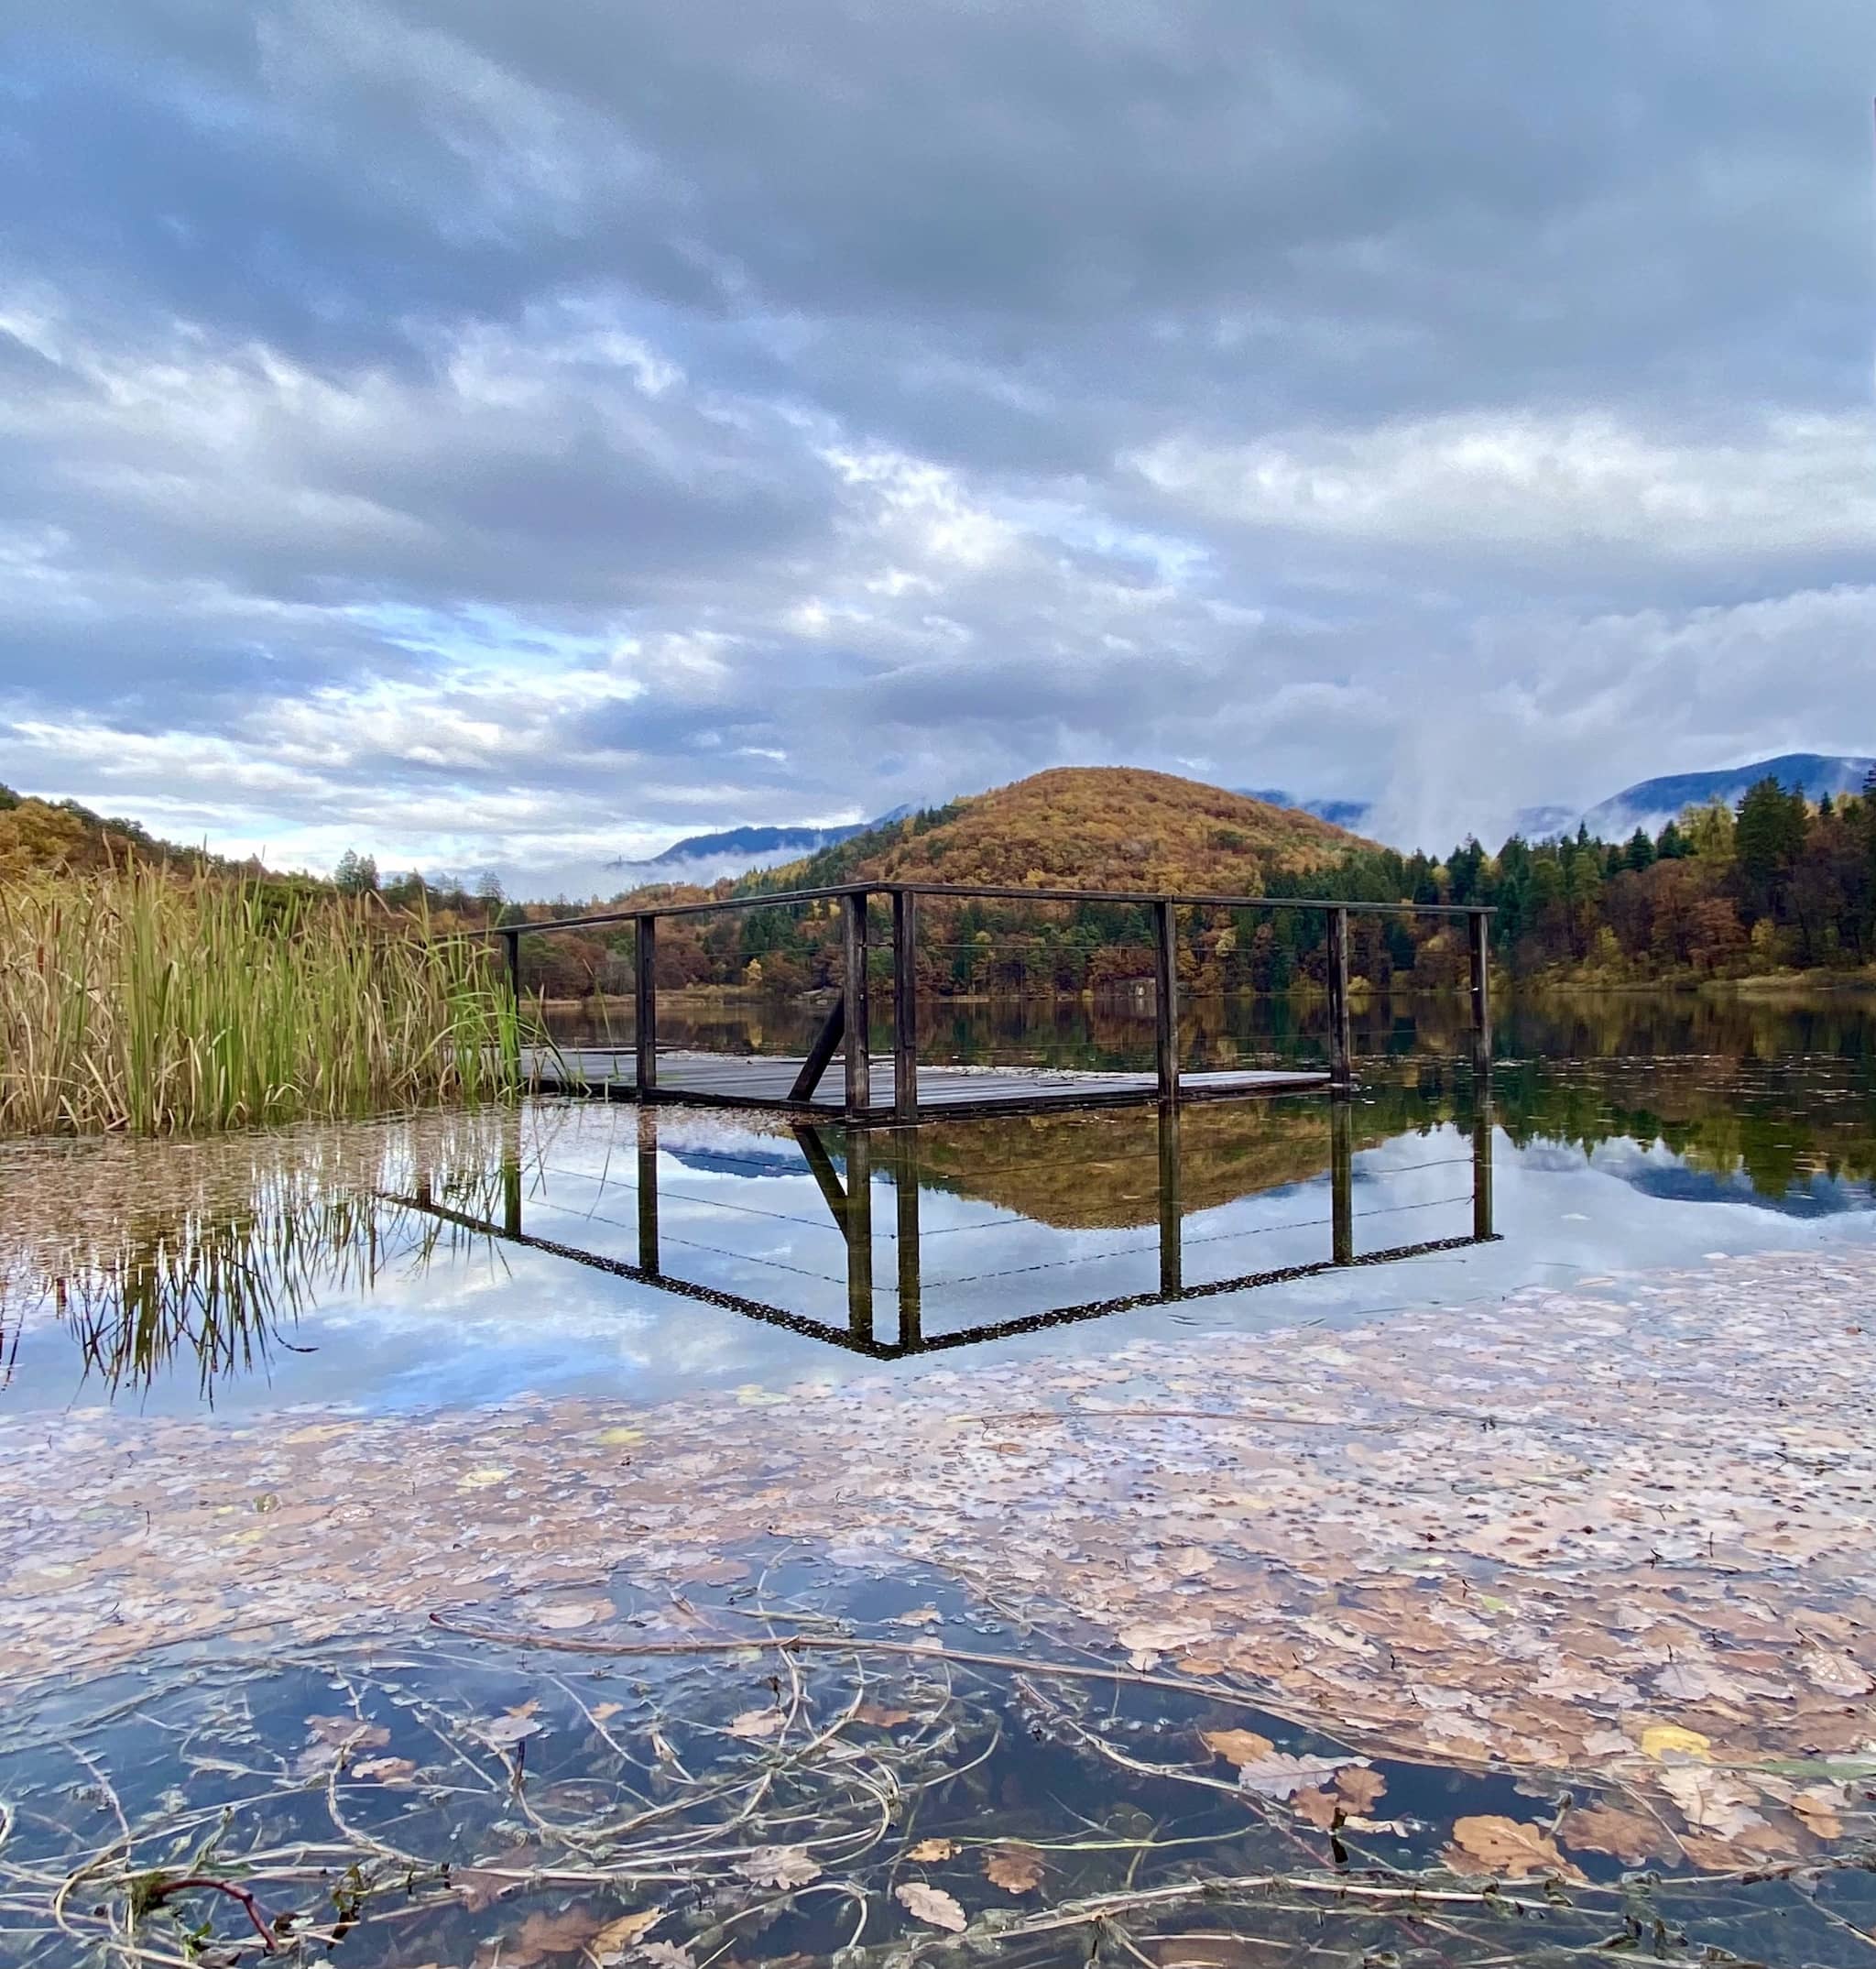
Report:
529,1047,1329,1124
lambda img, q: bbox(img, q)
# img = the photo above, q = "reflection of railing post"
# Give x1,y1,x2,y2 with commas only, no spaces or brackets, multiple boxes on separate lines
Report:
634,914,658,1094
1472,1088,1495,1242
891,1129,922,1350
502,1147,522,1240
1158,1105,1183,1296
1468,910,1492,1075
637,1106,660,1273
1326,907,1352,1088
891,888,919,1122
843,891,872,1116
845,1130,874,1341
1153,898,1180,1108
1330,1093,1354,1263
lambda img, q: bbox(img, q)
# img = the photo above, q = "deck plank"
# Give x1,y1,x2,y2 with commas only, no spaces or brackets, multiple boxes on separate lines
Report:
526,1047,1328,1120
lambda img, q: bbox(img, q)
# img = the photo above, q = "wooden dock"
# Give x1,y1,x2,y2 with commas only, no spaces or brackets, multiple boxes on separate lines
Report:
529,1047,1329,1124
488,878,1493,1125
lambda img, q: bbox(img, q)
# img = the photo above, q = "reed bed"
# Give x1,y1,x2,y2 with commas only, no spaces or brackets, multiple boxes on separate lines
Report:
0,865,530,1134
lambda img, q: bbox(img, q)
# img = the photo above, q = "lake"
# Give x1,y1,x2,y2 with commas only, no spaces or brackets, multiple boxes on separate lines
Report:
3,989,1874,1964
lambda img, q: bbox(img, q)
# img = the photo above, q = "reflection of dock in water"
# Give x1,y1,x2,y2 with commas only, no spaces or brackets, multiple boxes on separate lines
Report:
402,1096,1499,1360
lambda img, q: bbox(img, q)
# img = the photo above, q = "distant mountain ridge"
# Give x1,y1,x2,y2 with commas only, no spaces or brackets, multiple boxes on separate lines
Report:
1583,753,1876,838
612,806,914,878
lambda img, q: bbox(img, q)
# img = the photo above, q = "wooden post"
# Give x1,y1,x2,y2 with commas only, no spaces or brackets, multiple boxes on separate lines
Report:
634,914,658,1094
892,1130,922,1351
1325,906,1352,1088
637,1106,660,1273
1330,1093,1354,1264
502,1152,522,1240
787,996,846,1102
502,928,522,1081
843,891,871,1116
1152,898,1180,1108
1468,910,1492,1075
1157,1105,1183,1296
845,1129,874,1342
891,888,919,1122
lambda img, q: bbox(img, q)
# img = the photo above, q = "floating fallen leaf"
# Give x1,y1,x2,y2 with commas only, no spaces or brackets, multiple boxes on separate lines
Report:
1446,1815,1586,1882
896,1881,967,1932
534,1600,615,1632
1559,1803,1664,1865
352,1756,417,1786
453,1844,541,1914
1658,1765,1766,1838
855,1702,914,1727
983,1843,1044,1894
1639,1723,1712,1763
1801,1650,1874,1697
305,1715,390,1750
1792,1786,1845,1840
478,1714,544,1748
726,1708,785,1740
635,1946,693,1969
479,1905,602,1967
906,1838,957,1861
1290,1787,1340,1830
456,1467,512,1490
1237,1752,1363,1799
1168,1547,1216,1577
735,1845,820,1889
588,1908,663,1963
508,1699,542,1719
590,1701,624,1723
890,1607,943,1629
1199,1728,1275,1766
1334,1767,1387,1812
596,1426,645,1447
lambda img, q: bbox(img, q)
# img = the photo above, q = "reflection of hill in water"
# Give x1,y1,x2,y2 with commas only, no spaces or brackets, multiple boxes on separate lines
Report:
909,1103,1394,1230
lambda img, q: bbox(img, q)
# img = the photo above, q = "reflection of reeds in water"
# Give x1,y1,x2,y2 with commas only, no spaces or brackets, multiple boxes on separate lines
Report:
0,864,541,1135
0,1111,519,1396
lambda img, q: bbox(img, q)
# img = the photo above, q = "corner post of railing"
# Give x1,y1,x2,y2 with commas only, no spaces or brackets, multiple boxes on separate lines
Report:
1467,908,1493,1074
634,913,658,1094
843,888,872,1116
501,926,522,1080
1325,905,1353,1088
1152,896,1180,1108
890,885,919,1122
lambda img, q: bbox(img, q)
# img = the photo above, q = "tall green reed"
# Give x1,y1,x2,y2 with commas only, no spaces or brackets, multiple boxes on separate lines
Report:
0,865,536,1134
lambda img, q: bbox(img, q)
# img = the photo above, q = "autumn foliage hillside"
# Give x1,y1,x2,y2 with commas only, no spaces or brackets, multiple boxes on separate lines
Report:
761,767,1372,896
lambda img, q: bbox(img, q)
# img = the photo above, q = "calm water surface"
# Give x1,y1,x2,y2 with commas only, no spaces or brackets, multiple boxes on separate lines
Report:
5,990,1871,1416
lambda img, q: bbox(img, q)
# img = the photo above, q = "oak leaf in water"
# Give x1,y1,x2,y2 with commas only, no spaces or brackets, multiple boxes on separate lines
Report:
983,1843,1044,1894
906,1839,957,1861
890,1607,943,1629
306,1714,390,1750
1290,1788,1340,1830
636,1946,693,1969
734,1845,820,1889
353,1756,418,1786
1446,1815,1587,1882
588,1909,663,1964
1559,1804,1665,1865
1199,1728,1275,1767
1801,1650,1874,1698
1792,1786,1845,1840
1657,1765,1765,1838
854,1702,914,1728
1335,1767,1387,1812
1237,1752,1363,1800
896,1881,967,1932
1638,1723,1711,1763
533,1600,615,1631
479,1714,545,1749
726,1708,785,1740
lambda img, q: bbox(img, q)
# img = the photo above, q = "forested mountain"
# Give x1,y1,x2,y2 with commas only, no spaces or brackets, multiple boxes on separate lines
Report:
1583,754,1875,838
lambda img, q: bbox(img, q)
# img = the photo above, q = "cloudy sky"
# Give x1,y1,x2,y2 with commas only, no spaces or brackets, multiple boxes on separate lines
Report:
2,2,1871,892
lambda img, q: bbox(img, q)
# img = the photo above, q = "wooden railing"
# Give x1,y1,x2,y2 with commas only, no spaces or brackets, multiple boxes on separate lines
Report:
483,880,1494,1116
